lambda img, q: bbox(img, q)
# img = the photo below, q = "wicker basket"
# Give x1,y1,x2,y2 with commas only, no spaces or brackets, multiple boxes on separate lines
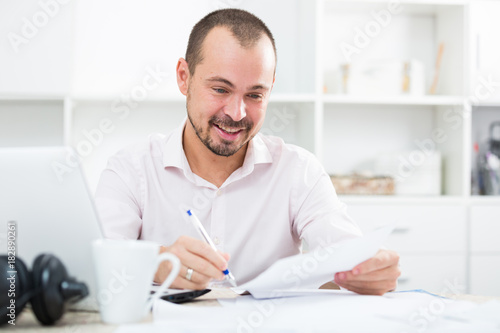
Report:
330,174,395,195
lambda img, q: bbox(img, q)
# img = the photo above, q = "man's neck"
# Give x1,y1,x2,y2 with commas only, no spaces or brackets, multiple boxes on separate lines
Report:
182,123,248,188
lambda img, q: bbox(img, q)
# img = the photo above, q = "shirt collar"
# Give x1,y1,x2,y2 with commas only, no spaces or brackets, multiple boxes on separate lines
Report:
242,134,273,167
162,119,273,174
162,119,187,169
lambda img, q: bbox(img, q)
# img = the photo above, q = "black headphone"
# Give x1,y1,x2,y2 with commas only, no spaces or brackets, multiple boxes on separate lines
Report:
0,254,89,326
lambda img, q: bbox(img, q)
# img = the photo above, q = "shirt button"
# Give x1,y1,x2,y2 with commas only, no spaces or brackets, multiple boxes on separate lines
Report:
216,190,222,196
214,237,220,245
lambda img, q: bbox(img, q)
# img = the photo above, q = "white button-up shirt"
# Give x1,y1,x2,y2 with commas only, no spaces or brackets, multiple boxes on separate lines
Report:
95,121,362,284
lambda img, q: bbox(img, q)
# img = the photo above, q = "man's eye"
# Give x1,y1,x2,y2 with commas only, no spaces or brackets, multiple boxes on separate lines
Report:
214,88,227,94
248,94,262,100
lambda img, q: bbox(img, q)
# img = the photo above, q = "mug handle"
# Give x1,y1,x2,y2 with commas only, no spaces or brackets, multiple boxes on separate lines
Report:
143,252,180,315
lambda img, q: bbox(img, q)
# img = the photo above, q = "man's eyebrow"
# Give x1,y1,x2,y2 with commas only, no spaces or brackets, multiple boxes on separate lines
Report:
206,76,270,91
248,84,269,91
206,76,234,88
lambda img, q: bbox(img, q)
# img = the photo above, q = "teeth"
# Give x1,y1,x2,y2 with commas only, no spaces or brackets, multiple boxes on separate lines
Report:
218,125,241,133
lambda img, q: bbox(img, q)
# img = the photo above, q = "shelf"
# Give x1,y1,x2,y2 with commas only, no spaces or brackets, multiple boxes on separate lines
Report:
1,94,466,106
0,95,65,102
70,94,186,103
322,95,464,106
341,195,500,206
324,0,466,14
68,94,317,104
469,196,500,205
269,94,316,103
70,94,317,104
471,100,500,108
339,195,468,205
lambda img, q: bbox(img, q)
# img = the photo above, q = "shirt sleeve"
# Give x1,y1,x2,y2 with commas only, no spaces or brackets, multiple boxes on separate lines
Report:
94,149,144,240
291,153,363,250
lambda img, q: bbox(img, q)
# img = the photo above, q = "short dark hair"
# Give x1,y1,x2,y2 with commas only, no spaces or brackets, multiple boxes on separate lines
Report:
185,8,277,75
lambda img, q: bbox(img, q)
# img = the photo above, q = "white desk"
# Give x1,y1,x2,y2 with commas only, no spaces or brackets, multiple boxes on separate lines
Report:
6,289,500,332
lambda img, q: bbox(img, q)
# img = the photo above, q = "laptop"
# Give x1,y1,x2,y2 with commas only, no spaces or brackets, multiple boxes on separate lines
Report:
0,146,103,311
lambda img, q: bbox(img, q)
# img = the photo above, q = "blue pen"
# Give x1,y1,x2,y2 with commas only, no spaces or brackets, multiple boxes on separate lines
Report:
186,209,237,287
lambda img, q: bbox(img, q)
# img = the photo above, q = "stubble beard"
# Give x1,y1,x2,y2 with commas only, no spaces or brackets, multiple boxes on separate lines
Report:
186,96,253,157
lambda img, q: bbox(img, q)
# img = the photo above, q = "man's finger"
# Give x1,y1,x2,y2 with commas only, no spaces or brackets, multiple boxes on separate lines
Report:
335,277,397,295
181,251,225,280
170,275,209,290
181,237,228,272
336,263,400,283
351,249,399,275
179,265,213,284
336,282,391,296
220,252,230,261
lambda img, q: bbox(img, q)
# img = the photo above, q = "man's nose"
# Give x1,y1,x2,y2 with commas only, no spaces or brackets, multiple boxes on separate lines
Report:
224,95,246,122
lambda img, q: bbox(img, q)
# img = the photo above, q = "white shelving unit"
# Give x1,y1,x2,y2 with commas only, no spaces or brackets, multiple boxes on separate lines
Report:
1,0,500,295
465,0,500,297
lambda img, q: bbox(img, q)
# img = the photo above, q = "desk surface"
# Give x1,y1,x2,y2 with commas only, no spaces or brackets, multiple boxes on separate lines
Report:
5,289,500,332
4,288,239,332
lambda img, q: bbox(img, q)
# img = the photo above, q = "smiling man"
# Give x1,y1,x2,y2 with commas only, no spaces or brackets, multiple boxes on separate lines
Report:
95,9,400,295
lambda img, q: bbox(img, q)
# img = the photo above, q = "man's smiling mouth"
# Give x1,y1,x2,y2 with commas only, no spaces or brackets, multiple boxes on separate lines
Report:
214,123,244,134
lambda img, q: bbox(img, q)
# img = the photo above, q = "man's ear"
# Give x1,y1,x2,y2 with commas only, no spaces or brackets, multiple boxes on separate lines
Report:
176,58,190,96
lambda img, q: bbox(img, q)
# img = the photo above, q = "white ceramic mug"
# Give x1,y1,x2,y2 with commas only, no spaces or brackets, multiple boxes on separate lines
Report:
92,239,180,324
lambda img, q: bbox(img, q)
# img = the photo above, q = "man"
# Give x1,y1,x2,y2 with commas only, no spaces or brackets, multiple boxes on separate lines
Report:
95,8,400,295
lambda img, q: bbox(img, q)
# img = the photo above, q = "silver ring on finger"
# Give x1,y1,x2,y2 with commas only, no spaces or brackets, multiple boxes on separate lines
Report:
186,267,194,281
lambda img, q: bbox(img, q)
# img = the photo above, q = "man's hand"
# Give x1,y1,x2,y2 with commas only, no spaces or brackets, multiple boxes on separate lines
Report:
154,236,230,290
334,249,400,295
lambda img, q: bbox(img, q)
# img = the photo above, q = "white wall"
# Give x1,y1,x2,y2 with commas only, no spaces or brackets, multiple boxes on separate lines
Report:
0,0,74,95
1,0,315,98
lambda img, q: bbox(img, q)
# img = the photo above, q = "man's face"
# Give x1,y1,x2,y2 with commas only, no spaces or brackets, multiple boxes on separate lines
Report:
185,27,275,157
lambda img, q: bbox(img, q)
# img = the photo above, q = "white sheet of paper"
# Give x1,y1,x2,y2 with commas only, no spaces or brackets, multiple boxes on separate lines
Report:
152,295,411,332
217,291,492,332
232,224,394,298
152,291,491,332
445,300,500,327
